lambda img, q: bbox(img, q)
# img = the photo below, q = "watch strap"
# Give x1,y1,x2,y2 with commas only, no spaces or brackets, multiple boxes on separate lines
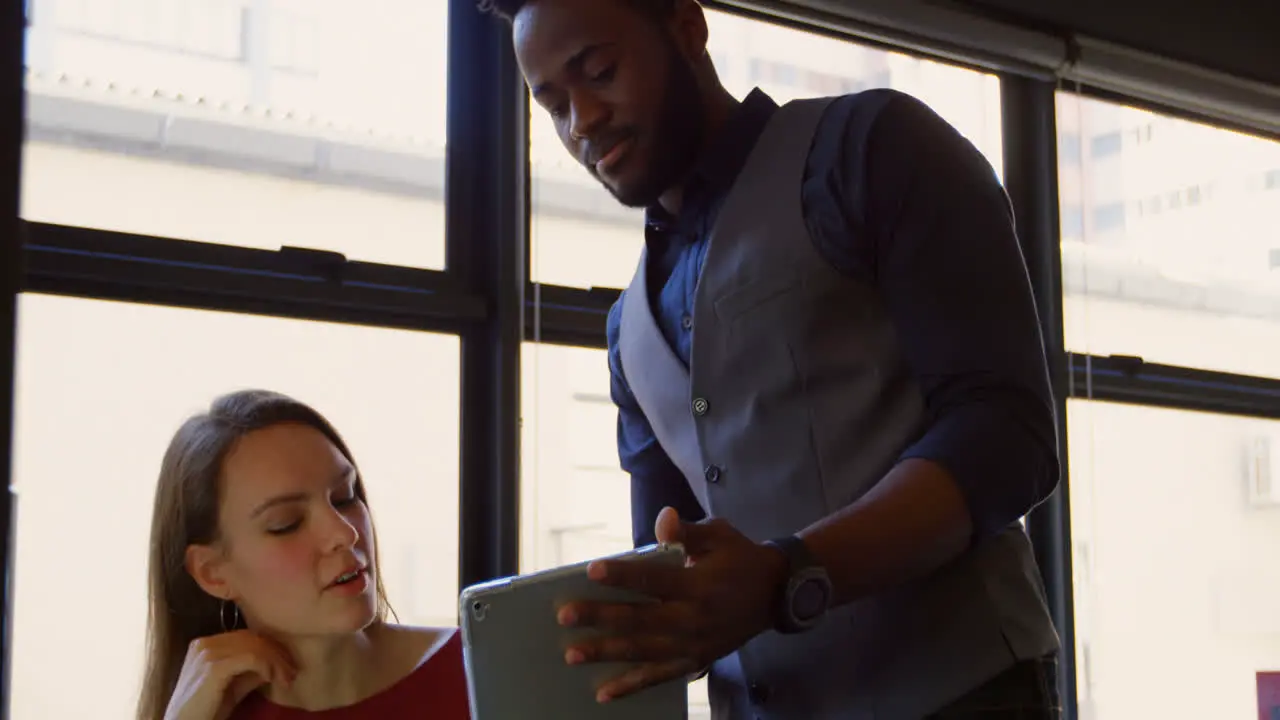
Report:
764,534,818,576
762,534,829,634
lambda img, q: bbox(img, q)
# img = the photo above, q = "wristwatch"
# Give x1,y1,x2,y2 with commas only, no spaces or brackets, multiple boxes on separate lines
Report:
763,535,833,634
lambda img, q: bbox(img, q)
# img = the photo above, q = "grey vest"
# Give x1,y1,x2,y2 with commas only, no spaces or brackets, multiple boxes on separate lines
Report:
617,97,1059,720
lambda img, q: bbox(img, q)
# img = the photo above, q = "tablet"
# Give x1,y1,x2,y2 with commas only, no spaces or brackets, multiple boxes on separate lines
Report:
460,543,689,720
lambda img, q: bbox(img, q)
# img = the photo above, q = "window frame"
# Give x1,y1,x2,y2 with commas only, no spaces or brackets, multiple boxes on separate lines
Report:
445,1,527,591
3,2,1280,720
2,1,22,712
1002,76,1079,713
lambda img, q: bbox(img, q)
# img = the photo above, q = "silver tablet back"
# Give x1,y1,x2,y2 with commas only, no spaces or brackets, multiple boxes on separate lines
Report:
460,544,689,719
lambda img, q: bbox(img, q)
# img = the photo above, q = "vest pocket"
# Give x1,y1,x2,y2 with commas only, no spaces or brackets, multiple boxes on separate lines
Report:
712,269,803,324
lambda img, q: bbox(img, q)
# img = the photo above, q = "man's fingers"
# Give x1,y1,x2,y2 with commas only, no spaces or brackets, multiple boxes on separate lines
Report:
558,601,641,632
559,600,696,634
596,659,701,703
565,632,686,665
586,556,686,599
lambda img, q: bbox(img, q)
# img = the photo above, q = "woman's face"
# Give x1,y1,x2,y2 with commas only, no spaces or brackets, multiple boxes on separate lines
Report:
187,422,379,637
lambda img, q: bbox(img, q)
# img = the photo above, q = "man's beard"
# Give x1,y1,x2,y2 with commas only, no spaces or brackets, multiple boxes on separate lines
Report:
602,47,705,209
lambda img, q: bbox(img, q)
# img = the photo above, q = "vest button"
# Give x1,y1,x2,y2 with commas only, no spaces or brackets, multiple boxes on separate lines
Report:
692,397,709,416
680,314,694,330
748,681,770,704
704,465,721,483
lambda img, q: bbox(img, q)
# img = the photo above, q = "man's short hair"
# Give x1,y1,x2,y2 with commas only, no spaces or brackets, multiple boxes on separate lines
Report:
478,0,678,24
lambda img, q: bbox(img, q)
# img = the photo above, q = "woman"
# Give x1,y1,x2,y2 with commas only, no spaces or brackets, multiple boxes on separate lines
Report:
138,389,471,720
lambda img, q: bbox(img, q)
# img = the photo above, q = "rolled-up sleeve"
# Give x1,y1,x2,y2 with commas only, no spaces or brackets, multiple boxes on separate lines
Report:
854,91,1060,536
606,295,706,546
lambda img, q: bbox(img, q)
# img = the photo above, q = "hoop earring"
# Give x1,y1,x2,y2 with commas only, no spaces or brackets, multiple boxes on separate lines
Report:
220,599,240,632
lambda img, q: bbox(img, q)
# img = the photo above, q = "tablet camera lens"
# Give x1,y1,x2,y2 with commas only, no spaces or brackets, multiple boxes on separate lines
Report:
471,600,488,621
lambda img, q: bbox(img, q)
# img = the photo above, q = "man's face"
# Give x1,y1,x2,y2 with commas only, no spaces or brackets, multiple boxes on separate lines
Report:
513,0,706,208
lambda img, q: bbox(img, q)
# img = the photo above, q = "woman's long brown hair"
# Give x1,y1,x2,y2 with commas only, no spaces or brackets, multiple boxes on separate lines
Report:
137,390,393,720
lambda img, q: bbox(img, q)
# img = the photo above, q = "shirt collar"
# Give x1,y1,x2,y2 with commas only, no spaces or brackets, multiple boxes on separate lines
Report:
644,88,778,233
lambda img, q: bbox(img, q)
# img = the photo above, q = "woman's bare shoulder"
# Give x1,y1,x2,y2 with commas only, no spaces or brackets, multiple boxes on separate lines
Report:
379,623,461,668
366,624,469,715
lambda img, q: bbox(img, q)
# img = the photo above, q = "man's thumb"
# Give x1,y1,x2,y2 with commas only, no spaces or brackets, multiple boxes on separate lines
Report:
653,506,685,546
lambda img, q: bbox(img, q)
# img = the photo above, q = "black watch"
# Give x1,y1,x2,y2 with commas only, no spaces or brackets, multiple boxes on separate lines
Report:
763,535,832,634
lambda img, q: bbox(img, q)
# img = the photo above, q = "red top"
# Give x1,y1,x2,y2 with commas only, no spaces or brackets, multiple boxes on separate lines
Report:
231,629,471,719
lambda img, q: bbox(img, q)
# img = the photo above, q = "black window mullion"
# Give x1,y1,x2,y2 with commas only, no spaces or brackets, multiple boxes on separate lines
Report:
447,0,528,591
0,1,25,717
1067,354,1280,419
21,222,486,333
1001,74,1079,720
524,284,616,349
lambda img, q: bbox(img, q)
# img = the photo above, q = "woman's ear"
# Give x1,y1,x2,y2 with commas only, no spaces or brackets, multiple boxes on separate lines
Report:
185,543,233,600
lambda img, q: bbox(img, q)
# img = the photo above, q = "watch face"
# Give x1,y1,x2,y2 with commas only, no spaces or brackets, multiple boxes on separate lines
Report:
792,575,830,622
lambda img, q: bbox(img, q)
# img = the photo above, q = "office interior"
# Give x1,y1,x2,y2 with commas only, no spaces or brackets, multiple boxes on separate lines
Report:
1,0,1279,718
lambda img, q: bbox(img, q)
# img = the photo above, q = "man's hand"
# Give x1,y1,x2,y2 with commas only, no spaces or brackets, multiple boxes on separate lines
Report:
558,507,787,703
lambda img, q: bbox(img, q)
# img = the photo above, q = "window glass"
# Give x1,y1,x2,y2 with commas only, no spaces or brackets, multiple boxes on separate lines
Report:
1057,92,1280,378
520,343,713,718
9,295,461,718
1067,399,1280,720
21,0,448,268
528,9,1004,289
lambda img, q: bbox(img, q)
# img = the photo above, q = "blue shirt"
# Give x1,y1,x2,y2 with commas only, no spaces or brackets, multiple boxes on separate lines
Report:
607,88,1060,546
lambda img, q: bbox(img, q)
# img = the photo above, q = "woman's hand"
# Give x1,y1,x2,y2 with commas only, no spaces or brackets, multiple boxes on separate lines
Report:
163,630,297,720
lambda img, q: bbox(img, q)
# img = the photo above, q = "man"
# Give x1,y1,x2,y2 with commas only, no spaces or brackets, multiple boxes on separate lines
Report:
482,0,1063,717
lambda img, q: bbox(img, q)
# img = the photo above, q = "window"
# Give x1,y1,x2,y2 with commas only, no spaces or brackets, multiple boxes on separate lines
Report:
520,344,632,572
770,59,799,87
1186,184,1202,205
1056,93,1280,379
1066,400,1280,720
1061,203,1085,239
1092,202,1127,233
1090,130,1123,158
528,9,1004,289
1128,123,1155,145
520,343,713,719
9,295,461,719
55,0,244,60
1059,132,1082,164
20,0,449,269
